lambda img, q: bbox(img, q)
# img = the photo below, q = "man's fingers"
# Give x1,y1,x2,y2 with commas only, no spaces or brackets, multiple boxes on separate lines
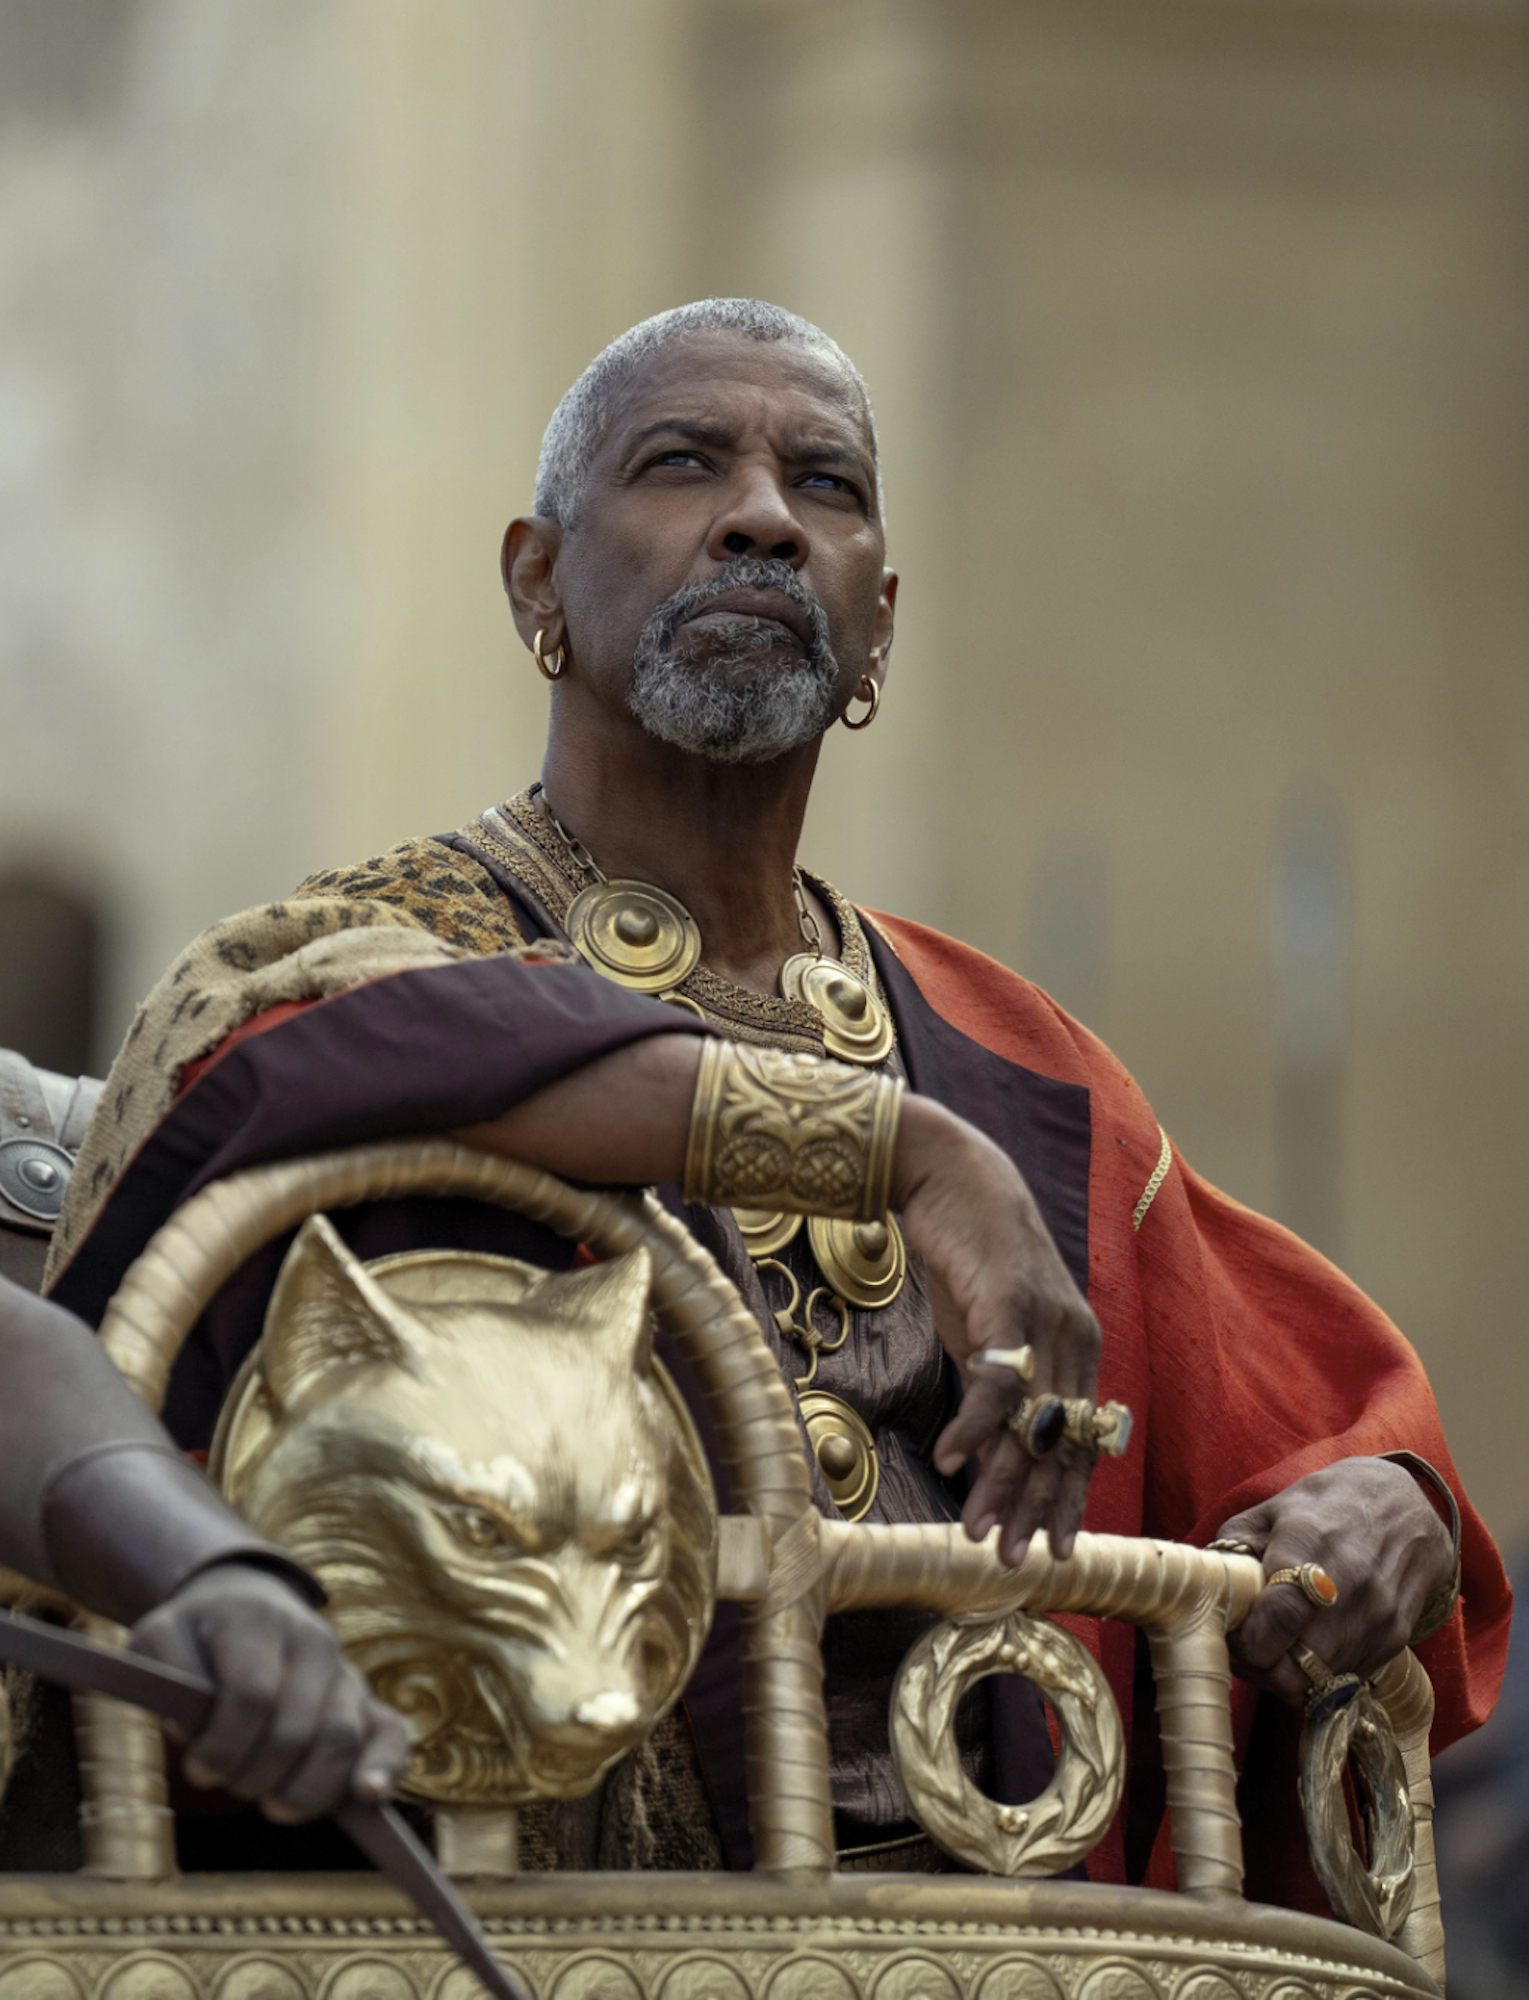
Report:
961,1431,1029,1543
1212,1499,1275,1554
945,1372,1103,1564
179,1620,288,1789
998,1453,1062,1569
352,1699,411,1803
936,1368,1019,1476
214,1627,339,1804
1230,1582,1320,1675
1252,1651,1321,1708
128,1603,207,1679
259,1666,372,1823
1049,1446,1094,1561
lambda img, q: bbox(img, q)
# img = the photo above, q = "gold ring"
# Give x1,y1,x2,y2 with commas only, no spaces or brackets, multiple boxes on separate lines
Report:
1060,1397,1095,1448
1266,1561,1339,1609
1005,1395,1066,1459
1290,1639,1363,1716
1290,1640,1334,1689
1059,1397,1135,1459
974,1345,1035,1382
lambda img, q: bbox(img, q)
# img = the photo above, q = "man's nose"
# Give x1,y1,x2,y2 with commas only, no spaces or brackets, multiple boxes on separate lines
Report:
706,467,807,569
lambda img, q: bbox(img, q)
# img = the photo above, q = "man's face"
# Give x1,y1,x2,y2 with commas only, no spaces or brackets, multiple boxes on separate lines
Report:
523,333,895,765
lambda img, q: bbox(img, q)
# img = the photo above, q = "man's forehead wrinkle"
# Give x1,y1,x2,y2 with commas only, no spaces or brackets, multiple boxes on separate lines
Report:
783,434,875,475
604,337,871,446
617,415,742,460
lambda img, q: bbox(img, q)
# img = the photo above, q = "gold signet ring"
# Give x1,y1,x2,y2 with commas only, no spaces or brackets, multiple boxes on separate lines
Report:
1266,1562,1340,1609
1290,1639,1363,1716
1290,1640,1334,1689
1006,1395,1067,1458
973,1346,1035,1381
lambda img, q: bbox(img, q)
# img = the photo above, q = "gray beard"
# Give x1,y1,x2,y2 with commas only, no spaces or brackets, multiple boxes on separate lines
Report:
626,558,840,766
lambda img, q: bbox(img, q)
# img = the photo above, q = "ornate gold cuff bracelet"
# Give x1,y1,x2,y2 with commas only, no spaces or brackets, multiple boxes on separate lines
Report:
683,1040,903,1222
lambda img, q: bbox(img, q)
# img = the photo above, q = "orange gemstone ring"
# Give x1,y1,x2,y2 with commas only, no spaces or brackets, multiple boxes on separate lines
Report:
1266,1561,1339,1609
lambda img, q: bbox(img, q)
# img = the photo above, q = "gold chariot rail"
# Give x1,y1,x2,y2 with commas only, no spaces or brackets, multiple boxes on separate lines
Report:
0,1139,1444,2000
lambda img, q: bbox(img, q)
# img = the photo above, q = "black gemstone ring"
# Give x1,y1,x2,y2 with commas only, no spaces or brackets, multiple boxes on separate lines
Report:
1007,1395,1067,1459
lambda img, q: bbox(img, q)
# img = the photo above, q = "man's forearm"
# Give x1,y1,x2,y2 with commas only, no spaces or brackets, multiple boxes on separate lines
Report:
0,1277,317,1624
455,1028,957,1210
456,1030,703,1184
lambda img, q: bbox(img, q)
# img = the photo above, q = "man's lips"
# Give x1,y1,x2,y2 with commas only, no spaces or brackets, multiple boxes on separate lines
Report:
679,589,810,646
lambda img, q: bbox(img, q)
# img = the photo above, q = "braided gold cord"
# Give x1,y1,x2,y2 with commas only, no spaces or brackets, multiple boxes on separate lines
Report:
1132,1125,1174,1231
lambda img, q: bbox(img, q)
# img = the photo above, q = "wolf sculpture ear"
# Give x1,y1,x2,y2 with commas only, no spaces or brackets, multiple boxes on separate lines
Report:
531,1246,655,1377
261,1212,425,1411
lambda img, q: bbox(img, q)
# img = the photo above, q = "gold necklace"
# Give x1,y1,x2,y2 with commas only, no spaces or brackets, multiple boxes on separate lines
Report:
535,786,894,1063
533,786,901,1523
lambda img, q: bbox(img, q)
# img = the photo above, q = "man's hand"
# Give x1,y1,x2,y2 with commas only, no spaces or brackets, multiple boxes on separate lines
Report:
895,1098,1102,1565
129,1562,408,1822
1220,1457,1456,1705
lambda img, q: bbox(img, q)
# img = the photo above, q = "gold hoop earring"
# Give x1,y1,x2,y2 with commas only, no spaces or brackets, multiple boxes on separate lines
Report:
532,628,568,681
842,674,880,731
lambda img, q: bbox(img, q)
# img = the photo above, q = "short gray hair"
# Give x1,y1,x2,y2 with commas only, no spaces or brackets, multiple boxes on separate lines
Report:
534,298,881,525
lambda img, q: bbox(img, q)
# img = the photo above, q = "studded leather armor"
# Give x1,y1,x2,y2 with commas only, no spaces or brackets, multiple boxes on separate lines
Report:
0,1049,102,1291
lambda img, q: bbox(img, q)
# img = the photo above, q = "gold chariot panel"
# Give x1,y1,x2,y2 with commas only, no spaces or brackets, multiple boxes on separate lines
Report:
0,1874,1438,2000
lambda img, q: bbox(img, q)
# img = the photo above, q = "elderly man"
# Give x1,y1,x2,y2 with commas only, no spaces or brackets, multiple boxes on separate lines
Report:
44,300,1507,1903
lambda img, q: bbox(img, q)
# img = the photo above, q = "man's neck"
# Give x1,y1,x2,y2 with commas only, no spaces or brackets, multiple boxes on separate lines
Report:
537,730,833,995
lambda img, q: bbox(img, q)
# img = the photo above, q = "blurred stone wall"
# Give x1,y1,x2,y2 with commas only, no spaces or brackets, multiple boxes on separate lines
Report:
0,0,1525,1539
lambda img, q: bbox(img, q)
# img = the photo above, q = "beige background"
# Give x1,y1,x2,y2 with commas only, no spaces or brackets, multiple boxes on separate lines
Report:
0,0,1525,1543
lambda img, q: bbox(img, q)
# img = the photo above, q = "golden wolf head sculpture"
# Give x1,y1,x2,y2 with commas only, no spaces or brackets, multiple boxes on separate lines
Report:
210,1217,717,1805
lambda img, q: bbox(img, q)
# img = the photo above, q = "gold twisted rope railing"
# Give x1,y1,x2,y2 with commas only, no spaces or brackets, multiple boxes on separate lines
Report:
94,1139,830,1875
81,1136,1442,1985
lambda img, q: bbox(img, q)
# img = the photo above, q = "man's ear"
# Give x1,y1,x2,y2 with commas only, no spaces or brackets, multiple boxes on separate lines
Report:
502,516,565,651
869,567,899,688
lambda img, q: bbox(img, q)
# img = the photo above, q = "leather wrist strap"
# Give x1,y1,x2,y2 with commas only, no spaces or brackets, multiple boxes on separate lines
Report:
1377,1448,1462,1646
42,1441,324,1629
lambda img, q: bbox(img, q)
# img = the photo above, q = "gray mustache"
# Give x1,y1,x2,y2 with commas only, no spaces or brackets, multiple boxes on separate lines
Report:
645,557,828,650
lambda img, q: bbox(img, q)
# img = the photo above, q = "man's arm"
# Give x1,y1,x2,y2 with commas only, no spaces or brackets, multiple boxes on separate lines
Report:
1125,1133,1508,1742
460,1032,1103,1562
0,1274,408,1822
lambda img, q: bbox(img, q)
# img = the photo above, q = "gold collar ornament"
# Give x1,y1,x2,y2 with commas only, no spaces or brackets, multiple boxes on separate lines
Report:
537,787,893,1066
731,1208,907,1314
779,868,894,1065
779,952,895,1065
807,1214,906,1311
565,880,702,993
798,1387,879,1519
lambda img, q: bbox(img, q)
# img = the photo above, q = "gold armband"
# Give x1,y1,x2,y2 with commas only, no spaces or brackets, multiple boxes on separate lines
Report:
683,1040,903,1222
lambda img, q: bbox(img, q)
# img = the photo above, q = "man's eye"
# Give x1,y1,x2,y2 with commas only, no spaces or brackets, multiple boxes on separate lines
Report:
800,472,861,500
645,450,706,472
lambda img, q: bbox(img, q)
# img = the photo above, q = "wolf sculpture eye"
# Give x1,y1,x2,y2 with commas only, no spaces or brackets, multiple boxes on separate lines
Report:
209,1217,718,1806
452,1506,508,1552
